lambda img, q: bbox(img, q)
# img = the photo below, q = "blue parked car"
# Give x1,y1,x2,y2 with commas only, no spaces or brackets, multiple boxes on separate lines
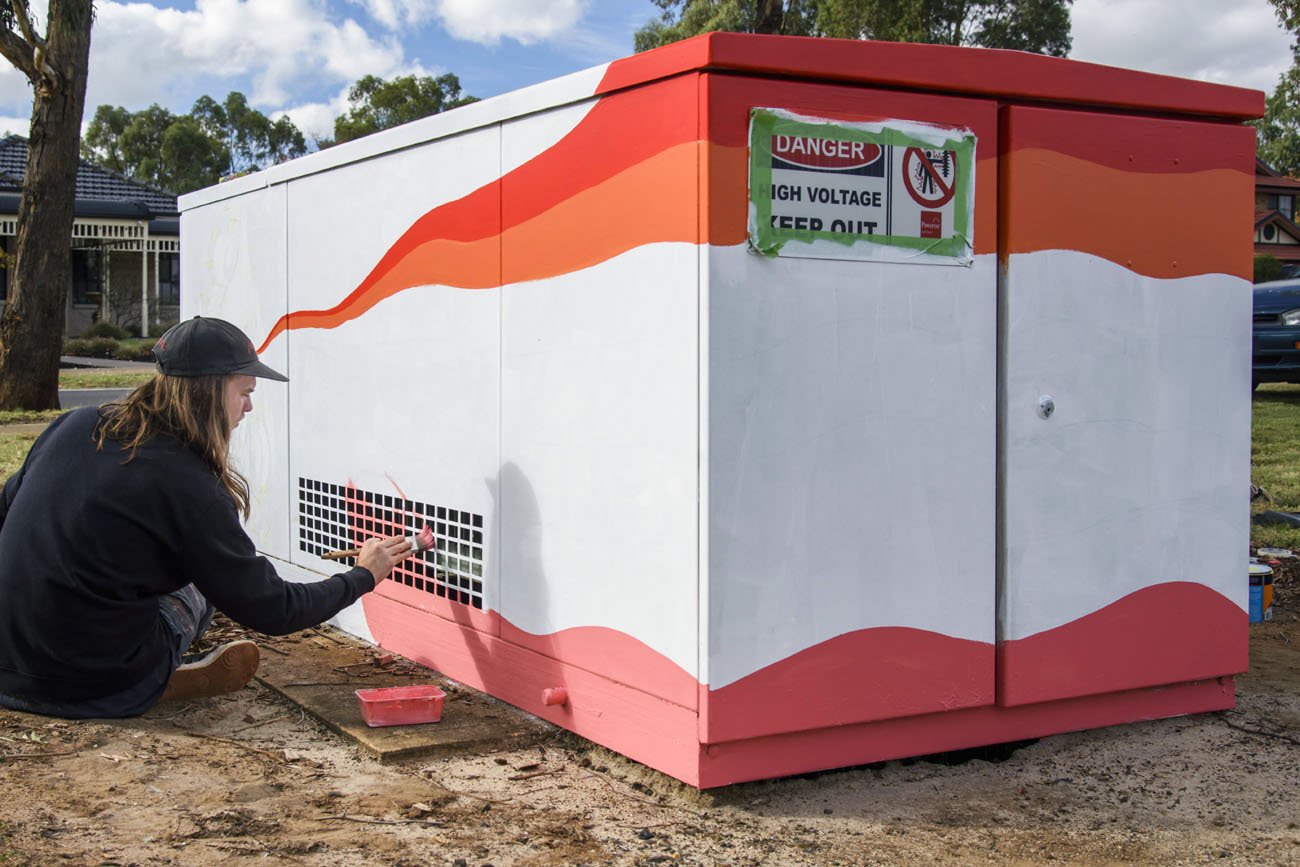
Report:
1254,278,1300,389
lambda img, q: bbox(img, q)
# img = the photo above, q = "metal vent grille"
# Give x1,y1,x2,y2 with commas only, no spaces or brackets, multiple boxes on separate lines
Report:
297,478,484,609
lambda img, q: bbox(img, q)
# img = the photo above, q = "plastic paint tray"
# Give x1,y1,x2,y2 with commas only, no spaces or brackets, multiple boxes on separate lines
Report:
355,685,446,727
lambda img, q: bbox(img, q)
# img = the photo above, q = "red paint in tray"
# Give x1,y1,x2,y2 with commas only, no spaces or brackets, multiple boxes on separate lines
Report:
355,685,446,727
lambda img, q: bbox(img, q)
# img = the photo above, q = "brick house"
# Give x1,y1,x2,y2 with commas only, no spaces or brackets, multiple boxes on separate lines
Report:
0,135,180,337
1255,157,1300,276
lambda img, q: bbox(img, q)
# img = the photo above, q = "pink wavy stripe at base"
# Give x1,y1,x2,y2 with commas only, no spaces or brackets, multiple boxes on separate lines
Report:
998,581,1247,707
696,676,1236,789
360,588,1242,787
704,628,993,743
500,621,699,711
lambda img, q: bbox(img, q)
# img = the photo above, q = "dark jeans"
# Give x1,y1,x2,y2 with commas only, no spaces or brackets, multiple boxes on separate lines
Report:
0,584,214,719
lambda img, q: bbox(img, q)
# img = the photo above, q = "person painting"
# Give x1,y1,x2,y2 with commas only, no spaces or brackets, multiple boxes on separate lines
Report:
0,316,414,717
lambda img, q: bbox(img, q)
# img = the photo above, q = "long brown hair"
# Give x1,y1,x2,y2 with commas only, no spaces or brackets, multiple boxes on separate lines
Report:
95,373,251,518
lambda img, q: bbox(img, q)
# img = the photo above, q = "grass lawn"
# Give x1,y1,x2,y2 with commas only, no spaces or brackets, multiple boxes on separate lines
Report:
0,429,42,482
1249,384,1300,550
58,368,153,389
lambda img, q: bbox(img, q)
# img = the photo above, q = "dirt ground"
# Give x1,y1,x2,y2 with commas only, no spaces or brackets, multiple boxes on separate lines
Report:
2,562,1299,867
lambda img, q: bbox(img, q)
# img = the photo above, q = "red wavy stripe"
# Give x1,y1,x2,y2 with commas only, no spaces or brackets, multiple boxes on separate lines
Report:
361,581,1242,785
257,78,702,352
998,581,1246,707
360,592,704,785
501,621,698,710
704,628,993,744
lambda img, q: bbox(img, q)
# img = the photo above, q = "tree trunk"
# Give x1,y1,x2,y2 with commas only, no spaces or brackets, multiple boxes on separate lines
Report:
0,0,93,410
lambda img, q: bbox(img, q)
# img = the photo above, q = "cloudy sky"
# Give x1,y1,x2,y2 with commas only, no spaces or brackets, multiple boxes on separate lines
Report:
0,0,1293,143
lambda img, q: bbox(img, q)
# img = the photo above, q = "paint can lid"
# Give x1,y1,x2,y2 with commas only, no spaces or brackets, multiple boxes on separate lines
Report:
1257,547,1294,558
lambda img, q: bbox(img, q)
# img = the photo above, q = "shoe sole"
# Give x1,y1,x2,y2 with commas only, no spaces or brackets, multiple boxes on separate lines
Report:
161,640,260,703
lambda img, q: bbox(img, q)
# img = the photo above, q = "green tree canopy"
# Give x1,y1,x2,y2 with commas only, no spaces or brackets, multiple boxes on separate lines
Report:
81,93,307,193
1258,0,1300,175
329,73,478,146
191,92,306,174
635,0,1073,57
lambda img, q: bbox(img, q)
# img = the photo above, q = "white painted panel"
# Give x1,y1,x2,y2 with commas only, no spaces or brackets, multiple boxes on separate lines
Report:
279,125,502,307
181,185,291,561
1001,250,1251,639
284,286,500,577
499,95,595,176
706,248,997,689
500,243,700,677
280,126,501,618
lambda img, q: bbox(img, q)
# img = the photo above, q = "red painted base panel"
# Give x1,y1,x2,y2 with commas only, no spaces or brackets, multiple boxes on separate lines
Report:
695,677,1234,788
361,594,1236,789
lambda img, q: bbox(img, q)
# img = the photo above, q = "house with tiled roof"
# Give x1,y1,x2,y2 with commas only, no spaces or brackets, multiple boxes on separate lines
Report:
1255,157,1300,278
0,135,180,337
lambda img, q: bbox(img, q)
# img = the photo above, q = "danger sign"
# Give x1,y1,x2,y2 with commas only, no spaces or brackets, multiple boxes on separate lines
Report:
902,147,958,208
747,108,976,265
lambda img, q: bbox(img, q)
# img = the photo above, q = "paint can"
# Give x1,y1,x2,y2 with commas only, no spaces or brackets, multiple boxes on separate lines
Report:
1249,562,1275,623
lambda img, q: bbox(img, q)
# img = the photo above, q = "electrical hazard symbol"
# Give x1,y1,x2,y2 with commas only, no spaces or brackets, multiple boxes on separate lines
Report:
902,147,958,208
747,108,976,264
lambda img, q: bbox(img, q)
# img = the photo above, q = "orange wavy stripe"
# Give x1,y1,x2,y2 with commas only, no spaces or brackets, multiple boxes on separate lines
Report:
1003,149,1254,279
503,141,700,283
273,237,500,335
274,143,705,342
261,105,1006,352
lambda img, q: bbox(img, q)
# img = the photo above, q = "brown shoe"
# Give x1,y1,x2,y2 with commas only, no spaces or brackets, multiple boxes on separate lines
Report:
161,640,260,703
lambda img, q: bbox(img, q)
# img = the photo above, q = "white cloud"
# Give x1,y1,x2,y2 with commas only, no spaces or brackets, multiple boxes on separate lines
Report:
348,0,438,30
0,116,29,139
317,19,407,84
435,0,587,45
277,100,341,142
279,52,435,141
1071,0,1292,94
71,0,416,118
1,68,30,117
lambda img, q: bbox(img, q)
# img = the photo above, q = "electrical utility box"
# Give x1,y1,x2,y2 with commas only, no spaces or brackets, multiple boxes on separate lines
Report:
180,33,1261,788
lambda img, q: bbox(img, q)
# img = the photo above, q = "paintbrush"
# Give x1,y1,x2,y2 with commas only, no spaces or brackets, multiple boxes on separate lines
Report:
321,525,435,561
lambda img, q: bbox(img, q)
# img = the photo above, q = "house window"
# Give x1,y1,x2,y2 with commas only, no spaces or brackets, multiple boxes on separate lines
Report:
157,253,179,304
71,248,103,305
1264,193,1298,222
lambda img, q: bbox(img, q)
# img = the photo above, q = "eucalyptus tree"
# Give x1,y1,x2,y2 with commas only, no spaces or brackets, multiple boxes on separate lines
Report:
0,0,95,409
327,73,477,146
1258,0,1300,175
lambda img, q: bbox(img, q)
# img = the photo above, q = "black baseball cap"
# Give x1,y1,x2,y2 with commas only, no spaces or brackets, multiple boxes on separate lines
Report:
152,316,288,382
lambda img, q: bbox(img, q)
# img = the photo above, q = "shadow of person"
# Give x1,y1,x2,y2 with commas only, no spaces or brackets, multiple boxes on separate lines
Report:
444,461,571,718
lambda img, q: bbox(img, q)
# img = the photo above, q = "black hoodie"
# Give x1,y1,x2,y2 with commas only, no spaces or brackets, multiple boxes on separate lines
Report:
0,407,373,703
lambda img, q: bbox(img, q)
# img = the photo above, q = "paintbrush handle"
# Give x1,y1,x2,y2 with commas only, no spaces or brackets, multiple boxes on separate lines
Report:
320,548,360,560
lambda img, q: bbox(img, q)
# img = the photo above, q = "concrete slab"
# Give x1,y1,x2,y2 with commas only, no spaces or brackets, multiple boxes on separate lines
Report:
253,626,553,763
